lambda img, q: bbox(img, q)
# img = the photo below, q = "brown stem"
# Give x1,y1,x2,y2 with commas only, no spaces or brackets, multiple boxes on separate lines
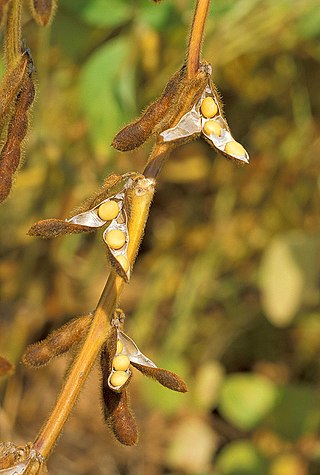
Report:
33,177,156,459
187,0,211,79
5,0,22,64
33,271,120,458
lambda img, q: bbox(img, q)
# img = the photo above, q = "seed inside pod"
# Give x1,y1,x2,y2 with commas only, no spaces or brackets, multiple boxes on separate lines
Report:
105,229,126,250
201,97,218,118
110,370,129,388
117,339,124,354
98,200,119,221
116,254,129,273
225,141,246,157
203,120,222,137
113,355,130,371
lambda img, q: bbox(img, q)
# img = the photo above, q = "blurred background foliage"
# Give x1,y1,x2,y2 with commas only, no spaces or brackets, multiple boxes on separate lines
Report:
0,0,320,473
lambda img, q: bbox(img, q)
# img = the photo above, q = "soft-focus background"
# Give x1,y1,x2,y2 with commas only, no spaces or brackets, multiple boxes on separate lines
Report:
1,0,320,473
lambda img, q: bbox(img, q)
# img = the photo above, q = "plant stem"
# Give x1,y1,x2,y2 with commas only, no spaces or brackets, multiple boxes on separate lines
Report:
33,177,155,459
5,0,21,64
187,0,211,79
33,271,119,458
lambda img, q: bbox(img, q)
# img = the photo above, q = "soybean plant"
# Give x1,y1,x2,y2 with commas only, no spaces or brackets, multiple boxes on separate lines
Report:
0,0,249,473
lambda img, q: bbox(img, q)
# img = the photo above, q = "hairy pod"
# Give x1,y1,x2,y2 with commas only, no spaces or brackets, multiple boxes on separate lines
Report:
100,335,138,446
27,218,96,238
131,362,188,392
0,443,47,473
29,0,57,26
23,315,92,367
0,58,35,202
112,67,185,151
0,54,27,126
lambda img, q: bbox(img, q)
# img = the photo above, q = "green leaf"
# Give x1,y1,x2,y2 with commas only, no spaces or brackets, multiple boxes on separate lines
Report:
267,384,320,441
216,440,268,475
218,374,279,431
61,0,132,28
79,37,135,155
258,231,320,327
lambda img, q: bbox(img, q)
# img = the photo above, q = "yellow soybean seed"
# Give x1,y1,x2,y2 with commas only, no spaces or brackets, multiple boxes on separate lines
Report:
113,355,130,371
116,339,123,354
203,120,222,137
98,200,119,221
110,370,129,388
225,141,246,157
116,254,129,273
105,229,126,249
201,97,218,118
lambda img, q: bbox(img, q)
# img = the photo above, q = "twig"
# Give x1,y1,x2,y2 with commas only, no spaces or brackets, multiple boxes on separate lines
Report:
187,0,211,79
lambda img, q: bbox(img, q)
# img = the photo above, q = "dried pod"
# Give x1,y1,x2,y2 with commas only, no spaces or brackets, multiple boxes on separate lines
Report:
29,0,57,27
101,386,138,446
112,67,185,151
0,356,14,378
159,62,249,164
131,362,188,393
100,337,138,446
0,55,35,203
0,54,27,126
23,315,92,367
27,218,96,238
0,442,47,474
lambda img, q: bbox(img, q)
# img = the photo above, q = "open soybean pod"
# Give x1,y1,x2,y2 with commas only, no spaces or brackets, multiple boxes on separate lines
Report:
28,173,134,238
200,76,249,164
160,62,249,164
105,175,156,282
100,334,138,446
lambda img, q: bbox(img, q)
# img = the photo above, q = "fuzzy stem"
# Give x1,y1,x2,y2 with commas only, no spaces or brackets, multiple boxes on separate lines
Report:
33,178,156,459
187,0,211,79
5,0,21,64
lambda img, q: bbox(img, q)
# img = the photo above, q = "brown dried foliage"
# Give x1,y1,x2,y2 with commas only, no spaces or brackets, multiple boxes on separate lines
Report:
0,59,35,202
112,63,210,151
112,67,185,151
27,218,96,238
23,315,92,367
131,362,188,393
29,0,57,27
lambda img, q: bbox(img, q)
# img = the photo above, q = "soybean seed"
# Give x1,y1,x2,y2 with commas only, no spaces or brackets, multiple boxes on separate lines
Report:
116,340,123,354
225,141,246,157
110,370,129,388
203,120,222,137
98,200,119,221
105,229,126,250
201,97,218,118
113,355,130,371
116,254,129,273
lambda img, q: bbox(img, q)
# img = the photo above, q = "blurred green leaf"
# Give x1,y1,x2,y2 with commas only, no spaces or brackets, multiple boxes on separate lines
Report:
267,384,320,441
218,374,279,431
79,37,135,155
61,0,132,28
139,0,177,30
216,440,268,475
166,416,217,473
192,361,225,411
258,232,320,327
